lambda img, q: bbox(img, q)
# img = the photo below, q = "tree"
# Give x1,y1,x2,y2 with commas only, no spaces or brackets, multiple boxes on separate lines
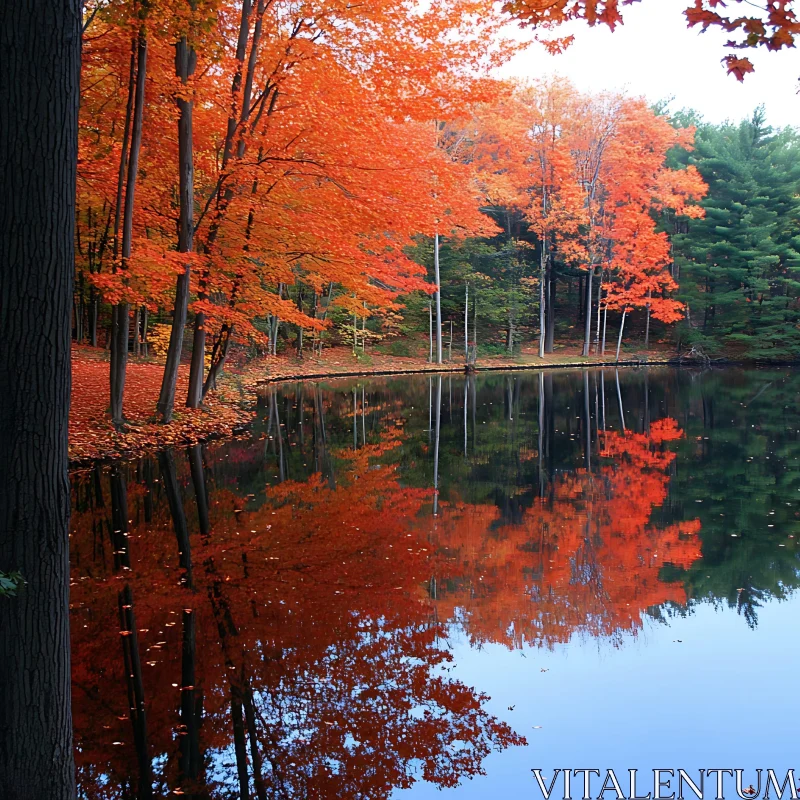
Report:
670,109,800,358
157,0,203,422
0,2,81,799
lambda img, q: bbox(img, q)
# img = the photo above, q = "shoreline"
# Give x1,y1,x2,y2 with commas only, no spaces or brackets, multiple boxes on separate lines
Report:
68,348,789,469
254,357,672,387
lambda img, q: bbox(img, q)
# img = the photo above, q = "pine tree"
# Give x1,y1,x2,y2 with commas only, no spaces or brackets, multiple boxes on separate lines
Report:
673,108,800,359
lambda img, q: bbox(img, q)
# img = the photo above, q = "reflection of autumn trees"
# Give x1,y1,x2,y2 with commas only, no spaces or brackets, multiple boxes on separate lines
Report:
68,429,522,800
428,419,701,650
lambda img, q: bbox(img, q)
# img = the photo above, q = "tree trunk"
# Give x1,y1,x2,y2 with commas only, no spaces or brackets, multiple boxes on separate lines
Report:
644,291,652,350
76,270,85,342
594,271,603,353
582,267,594,357
187,0,253,407
111,29,148,427
538,246,546,358
0,2,79,798
141,305,148,357
464,284,469,360
448,319,453,363
428,301,433,362
157,27,196,421
89,287,98,347
544,265,555,354
615,307,627,362
186,309,206,407
132,305,141,356
601,303,608,355
472,291,477,362
433,233,442,363
202,323,232,398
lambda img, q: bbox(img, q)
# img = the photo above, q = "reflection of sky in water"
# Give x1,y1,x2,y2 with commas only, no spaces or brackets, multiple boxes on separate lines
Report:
399,598,800,797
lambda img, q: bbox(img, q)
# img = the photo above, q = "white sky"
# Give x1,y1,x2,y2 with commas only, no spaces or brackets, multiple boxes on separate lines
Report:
498,0,800,129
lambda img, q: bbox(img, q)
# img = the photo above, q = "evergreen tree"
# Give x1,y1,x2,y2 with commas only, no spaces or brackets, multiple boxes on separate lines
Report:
673,108,800,359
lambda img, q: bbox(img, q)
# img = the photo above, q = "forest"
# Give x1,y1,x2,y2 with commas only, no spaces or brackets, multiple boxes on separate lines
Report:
71,0,800,436
3,1,800,799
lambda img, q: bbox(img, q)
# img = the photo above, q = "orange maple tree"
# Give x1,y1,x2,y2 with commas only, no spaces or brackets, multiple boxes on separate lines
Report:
78,0,518,421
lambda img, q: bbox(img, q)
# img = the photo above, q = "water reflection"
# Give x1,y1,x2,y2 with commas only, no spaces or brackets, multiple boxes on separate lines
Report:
68,367,800,798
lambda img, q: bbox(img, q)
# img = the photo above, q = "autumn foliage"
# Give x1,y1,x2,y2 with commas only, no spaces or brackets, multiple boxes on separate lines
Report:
74,0,713,429
502,0,800,80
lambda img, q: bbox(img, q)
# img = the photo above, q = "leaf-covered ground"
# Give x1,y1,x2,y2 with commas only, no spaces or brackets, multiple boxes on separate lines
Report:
70,346,255,465
70,342,671,465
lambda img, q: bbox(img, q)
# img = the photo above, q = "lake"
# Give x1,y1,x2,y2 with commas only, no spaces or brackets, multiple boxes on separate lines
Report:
68,367,800,799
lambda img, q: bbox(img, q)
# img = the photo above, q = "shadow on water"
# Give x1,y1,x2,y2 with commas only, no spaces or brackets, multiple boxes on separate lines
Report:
66,367,800,798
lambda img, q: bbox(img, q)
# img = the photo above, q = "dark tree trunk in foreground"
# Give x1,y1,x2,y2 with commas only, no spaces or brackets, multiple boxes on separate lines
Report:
0,2,80,799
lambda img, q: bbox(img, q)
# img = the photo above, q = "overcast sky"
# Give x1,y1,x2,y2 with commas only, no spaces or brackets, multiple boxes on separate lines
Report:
498,0,800,129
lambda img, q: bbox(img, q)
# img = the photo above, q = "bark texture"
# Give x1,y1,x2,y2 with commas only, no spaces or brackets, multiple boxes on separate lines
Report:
157,30,196,421
0,2,81,798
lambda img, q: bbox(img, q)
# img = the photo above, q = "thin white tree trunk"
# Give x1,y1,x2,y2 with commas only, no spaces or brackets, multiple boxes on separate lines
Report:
434,233,442,364
615,307,627,362
594,271,603,353
448,319,453,363
464,284,469,360
428,301,433,362
601,303,608,355
582,267,594,357
539,250,546,358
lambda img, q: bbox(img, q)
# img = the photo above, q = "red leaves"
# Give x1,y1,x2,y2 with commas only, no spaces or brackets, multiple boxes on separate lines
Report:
69,345,252,464
504,0,799,78
724,54,756,81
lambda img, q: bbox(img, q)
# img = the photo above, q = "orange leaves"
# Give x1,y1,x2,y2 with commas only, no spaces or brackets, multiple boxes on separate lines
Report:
426,417,701,651
78,0,520,349
541,34,576,54
469,82,706,323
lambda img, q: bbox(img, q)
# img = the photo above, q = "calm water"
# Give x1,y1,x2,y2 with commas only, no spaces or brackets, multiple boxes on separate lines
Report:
68,367,800,799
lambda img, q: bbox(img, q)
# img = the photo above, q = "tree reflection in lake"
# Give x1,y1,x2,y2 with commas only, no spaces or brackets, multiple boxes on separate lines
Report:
67,367,800,798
